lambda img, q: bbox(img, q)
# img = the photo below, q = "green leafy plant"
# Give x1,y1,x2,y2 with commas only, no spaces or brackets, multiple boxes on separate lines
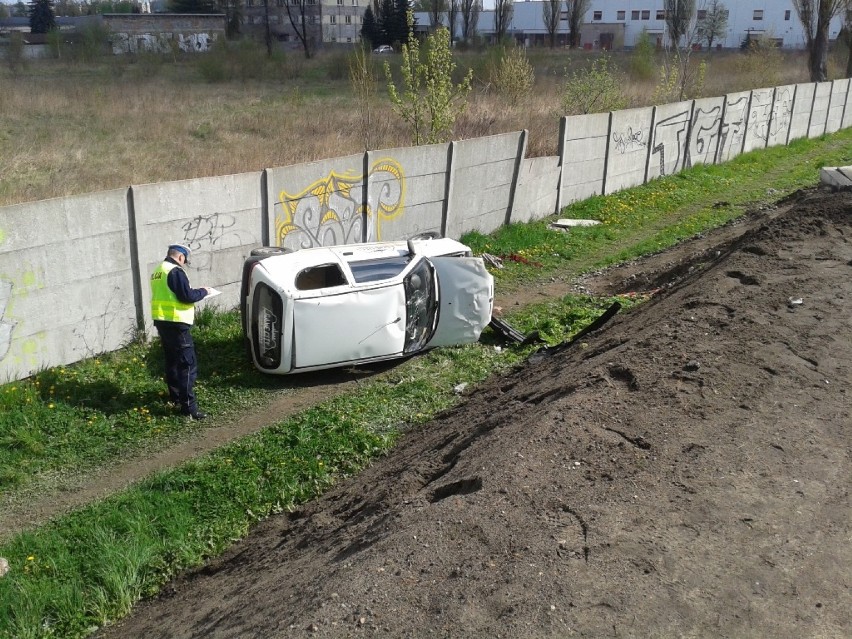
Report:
561,54,628,115
385,11,473,145
490,45,535,103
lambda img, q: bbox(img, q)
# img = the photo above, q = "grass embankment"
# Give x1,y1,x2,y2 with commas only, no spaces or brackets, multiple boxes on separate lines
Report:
1,128,851,638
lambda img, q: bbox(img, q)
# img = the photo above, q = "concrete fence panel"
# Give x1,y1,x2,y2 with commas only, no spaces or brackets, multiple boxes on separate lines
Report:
605,107,654,194
686,97,724,168
560,113,610,204
788,83,816,142
0,190,137,382
825,78,850,134
512,155,561,224
366,144,449,242
767,84,796,148
266,154,366,251
843,80,852,129
446,132,525,238
716,91,751,163
808,81,832,138
133,172,264,329
647,100,693,181
743,87,775,153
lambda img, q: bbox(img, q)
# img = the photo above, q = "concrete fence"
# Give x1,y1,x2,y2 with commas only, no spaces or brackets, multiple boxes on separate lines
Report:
1,78,851,382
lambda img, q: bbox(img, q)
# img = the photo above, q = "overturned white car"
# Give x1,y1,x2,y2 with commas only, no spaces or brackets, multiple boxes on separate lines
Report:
240,237,494,374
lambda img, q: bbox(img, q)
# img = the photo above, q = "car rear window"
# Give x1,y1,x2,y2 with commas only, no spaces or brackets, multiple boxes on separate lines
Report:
349,256,411,283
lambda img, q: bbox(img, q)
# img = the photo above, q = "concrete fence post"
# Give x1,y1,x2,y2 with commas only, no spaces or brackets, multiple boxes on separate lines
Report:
261,169,270,247
126,186,145,334
505,129,528,227
555,116,567,214
785,84,799,147
643,106,657,184
442,142,456,239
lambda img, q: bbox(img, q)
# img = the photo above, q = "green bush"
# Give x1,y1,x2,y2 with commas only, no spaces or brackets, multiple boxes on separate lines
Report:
629,29,655,80
490,45,535,103
562,54,627,115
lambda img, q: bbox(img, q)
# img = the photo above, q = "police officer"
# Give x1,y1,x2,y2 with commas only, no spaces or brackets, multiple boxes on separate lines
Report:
150,244,211,420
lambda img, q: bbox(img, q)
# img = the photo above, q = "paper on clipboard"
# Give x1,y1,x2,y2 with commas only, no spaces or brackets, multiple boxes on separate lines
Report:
205,288,222,299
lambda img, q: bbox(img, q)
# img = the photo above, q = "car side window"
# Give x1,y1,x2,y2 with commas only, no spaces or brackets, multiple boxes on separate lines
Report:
295,264,347,290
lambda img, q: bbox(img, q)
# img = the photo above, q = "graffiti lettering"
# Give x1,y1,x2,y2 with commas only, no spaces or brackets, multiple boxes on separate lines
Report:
718,96,750,160
770,88,794,140
651,110,690,177
275,159,405,249
612,127,646,154
181,212,255,271
686,105,722,168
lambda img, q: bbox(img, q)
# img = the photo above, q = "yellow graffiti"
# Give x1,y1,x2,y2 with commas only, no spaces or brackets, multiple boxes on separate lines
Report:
275,158,405,248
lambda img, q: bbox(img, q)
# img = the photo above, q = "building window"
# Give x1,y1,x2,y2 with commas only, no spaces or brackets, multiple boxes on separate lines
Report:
641,10,650,20
345,15,351,24
631,10,639,20
337,0,343,4
784,10,791,20
753,10,763,20
593,10,602,20
329,14,336,23
697,9,706,19
617,10,625,20
347,37,352,42
656,10,665,20
352,0,357,5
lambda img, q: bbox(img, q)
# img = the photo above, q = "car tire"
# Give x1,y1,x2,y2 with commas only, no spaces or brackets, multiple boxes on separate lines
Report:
250,246,293,257
409,231,442,241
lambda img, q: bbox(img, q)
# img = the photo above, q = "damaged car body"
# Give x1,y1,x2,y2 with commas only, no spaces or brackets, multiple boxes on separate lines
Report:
240,238,494,374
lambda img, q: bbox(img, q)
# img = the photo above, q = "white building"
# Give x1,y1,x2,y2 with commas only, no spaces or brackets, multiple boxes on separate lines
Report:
420,0,848,50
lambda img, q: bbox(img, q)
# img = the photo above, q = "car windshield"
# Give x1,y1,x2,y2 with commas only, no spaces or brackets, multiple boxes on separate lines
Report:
349,255,411,283
403,259,438,353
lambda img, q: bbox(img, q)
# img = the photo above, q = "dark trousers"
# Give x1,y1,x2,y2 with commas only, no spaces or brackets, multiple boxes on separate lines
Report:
156,322,198,416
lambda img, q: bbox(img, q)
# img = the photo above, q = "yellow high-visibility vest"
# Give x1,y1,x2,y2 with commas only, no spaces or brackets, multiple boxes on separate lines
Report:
150,261,195,324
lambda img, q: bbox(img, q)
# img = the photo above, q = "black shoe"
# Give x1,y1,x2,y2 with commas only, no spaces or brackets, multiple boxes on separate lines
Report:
182,410,208,420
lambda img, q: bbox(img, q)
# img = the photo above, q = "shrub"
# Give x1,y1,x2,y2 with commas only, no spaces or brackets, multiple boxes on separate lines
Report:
630,29,656,81
490,45,535,103
561,54,627,115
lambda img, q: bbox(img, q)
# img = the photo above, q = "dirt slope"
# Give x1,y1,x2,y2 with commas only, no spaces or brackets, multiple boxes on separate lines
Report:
101,187,852,638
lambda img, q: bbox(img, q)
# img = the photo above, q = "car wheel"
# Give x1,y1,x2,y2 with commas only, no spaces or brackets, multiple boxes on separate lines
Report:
250,246,293,257
409,231,442,240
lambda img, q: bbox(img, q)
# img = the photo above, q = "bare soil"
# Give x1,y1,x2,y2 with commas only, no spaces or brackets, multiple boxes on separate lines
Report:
90,185,852,637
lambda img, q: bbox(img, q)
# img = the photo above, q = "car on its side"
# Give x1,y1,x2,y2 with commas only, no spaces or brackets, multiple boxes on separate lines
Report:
240,236,494,375
373,45,394,54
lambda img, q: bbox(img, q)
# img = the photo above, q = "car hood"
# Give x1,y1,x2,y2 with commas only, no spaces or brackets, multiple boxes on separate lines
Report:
427,256,494,348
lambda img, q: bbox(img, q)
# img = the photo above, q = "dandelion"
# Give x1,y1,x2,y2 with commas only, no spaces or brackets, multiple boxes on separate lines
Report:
48,403,55,409
27,556,34,561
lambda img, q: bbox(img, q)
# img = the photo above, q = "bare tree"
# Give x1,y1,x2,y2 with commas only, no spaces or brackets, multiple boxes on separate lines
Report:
696,0,728,50
565,0,591,49
664,0,697,48
284,0,316,58
493,0,512,43
460,0,480,43
793,0,846,81
447,0,460,45
427,0,446,27
542,0,561,48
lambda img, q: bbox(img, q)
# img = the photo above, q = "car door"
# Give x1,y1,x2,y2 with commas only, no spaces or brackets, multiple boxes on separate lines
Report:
292,285,406,369
427,257,494,347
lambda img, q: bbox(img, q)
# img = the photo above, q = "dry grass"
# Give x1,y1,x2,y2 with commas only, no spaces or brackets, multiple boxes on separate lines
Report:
0,46,829,207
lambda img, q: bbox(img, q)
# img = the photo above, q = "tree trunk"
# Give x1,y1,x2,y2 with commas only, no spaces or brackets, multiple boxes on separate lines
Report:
810,26,829,81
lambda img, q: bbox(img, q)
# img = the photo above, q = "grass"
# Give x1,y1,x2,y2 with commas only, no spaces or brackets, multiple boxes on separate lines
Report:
1,123,851,637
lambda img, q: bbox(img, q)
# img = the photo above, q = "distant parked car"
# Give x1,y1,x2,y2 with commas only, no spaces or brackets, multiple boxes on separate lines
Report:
240,236,494,375
373,45,394,54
